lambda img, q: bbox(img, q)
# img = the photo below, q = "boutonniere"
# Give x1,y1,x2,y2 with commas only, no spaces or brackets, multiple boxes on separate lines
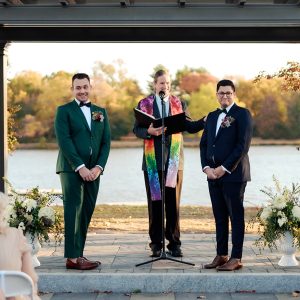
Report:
92,111,104,122
220,116,235,128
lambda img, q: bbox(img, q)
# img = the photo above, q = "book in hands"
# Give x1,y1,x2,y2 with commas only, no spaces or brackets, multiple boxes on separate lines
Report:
133,108,186,135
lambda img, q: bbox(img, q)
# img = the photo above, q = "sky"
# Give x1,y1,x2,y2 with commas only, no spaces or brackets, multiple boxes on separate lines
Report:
7,42,300,92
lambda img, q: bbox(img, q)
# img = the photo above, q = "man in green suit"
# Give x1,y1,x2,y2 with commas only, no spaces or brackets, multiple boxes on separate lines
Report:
55,73,111,270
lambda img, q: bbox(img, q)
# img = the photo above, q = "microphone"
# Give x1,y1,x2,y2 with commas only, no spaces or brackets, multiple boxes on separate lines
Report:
159,91,165,100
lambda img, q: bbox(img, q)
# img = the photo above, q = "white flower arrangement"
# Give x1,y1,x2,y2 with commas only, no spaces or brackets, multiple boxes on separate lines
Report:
252,176,300,250
5,181,63,245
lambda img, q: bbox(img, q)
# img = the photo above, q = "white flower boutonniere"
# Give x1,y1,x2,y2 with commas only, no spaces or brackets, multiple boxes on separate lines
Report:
221,116,235,128
92,111,104,122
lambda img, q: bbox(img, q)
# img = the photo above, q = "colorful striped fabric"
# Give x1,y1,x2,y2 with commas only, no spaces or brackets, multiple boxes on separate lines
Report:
139,95,183,200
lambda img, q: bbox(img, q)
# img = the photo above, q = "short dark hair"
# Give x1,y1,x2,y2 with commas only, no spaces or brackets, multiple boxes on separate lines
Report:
72,73,90,85
153,69,169,83
217,79,235,92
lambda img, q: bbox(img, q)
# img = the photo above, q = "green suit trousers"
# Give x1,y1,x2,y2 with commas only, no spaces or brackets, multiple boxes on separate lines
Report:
59,172,100,258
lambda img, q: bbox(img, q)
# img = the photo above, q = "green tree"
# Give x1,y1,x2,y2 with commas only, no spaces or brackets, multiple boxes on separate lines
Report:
188,82,218,119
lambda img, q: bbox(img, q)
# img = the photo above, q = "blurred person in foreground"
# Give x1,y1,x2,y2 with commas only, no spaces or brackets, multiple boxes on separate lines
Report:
200,79,253,271
0,192,41,300
133,69,206,257
55,73,111,270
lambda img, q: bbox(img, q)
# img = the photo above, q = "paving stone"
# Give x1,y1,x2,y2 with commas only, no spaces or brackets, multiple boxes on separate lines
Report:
231,293,277,299
96,293,131,300
131,293,175,300
36,234,300,294
205,293,233,300
40,293,54,300
51,292,98,300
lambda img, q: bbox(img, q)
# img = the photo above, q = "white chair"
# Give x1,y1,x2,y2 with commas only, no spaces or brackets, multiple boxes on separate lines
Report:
0,270,34,300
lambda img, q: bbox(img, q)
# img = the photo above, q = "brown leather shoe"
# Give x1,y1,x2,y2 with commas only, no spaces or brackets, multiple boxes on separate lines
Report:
216,258,243,271
81,256,101,266
204,255,228,269
66,257,99,270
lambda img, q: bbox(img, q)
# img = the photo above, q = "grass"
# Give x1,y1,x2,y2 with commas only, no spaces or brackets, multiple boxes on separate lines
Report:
54,204,260,233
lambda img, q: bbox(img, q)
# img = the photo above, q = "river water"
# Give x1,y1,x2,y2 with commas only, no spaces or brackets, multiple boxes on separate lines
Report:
7,146,300,207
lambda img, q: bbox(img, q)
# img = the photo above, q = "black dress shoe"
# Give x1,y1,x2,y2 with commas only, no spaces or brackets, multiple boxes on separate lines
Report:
168,246,183,257
150,244,162,257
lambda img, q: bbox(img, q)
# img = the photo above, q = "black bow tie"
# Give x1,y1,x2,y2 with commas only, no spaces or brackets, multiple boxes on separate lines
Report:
218,108,227,114
79,101,91,107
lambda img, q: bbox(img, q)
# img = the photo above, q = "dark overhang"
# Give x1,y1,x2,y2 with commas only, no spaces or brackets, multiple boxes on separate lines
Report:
0,0,299,42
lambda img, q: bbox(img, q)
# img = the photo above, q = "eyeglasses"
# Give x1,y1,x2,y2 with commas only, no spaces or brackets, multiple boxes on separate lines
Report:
217,92,233,97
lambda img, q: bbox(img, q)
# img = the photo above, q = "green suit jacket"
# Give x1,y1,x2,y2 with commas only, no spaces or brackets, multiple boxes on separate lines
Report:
55,100,111,173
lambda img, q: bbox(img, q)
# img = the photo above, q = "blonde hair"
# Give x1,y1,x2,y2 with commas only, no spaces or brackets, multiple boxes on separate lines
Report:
0,192,9,233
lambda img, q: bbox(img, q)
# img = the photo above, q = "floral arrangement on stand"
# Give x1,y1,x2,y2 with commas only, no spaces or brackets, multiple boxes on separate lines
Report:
250,176,300,250
5,180,63,246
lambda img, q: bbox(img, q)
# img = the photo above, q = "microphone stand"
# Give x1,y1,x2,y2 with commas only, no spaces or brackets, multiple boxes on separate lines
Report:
136,92,194,267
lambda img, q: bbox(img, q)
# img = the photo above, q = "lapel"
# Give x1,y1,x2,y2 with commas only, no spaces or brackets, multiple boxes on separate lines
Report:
70,99,90,131
90,104,96,133
210,110,220,142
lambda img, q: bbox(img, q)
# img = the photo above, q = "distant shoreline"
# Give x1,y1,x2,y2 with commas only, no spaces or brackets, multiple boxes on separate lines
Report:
15,137,300,150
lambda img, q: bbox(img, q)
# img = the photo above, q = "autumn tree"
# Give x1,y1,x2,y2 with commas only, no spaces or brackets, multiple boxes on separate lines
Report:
92,60,144,139
7,104,21,152
36,71,73,141
8,71,44,142
178,72,217,95
254,61,300,92
238,78,292,138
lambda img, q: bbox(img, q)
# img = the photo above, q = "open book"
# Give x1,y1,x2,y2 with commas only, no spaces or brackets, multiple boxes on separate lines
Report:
133,108,186,135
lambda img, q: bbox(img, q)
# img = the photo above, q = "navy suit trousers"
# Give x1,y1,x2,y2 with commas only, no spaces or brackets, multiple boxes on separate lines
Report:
208,180,247,259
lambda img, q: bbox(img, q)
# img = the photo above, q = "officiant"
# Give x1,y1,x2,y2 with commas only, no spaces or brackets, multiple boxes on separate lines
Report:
133,69,205,258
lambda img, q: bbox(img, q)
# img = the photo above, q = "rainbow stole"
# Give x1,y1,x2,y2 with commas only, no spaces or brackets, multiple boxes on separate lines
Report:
140,95,183,201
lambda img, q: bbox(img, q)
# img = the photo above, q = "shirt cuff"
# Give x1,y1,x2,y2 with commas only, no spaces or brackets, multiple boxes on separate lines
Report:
96,165,103,171
221,165,231,174
203,166,210,172
75,164,85,172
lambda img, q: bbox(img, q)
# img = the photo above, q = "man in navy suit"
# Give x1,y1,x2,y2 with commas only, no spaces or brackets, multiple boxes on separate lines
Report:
200,79,253,271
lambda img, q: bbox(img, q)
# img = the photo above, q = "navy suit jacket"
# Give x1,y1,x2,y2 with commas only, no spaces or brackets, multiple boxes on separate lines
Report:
200,103,253,182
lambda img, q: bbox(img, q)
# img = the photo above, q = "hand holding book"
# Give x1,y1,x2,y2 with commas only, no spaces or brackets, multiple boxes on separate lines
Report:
147,123,165,136
133,108,186,135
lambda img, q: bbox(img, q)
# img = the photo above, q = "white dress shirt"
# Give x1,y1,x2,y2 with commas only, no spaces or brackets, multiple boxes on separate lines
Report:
215,102,235,136
75,98,91,130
